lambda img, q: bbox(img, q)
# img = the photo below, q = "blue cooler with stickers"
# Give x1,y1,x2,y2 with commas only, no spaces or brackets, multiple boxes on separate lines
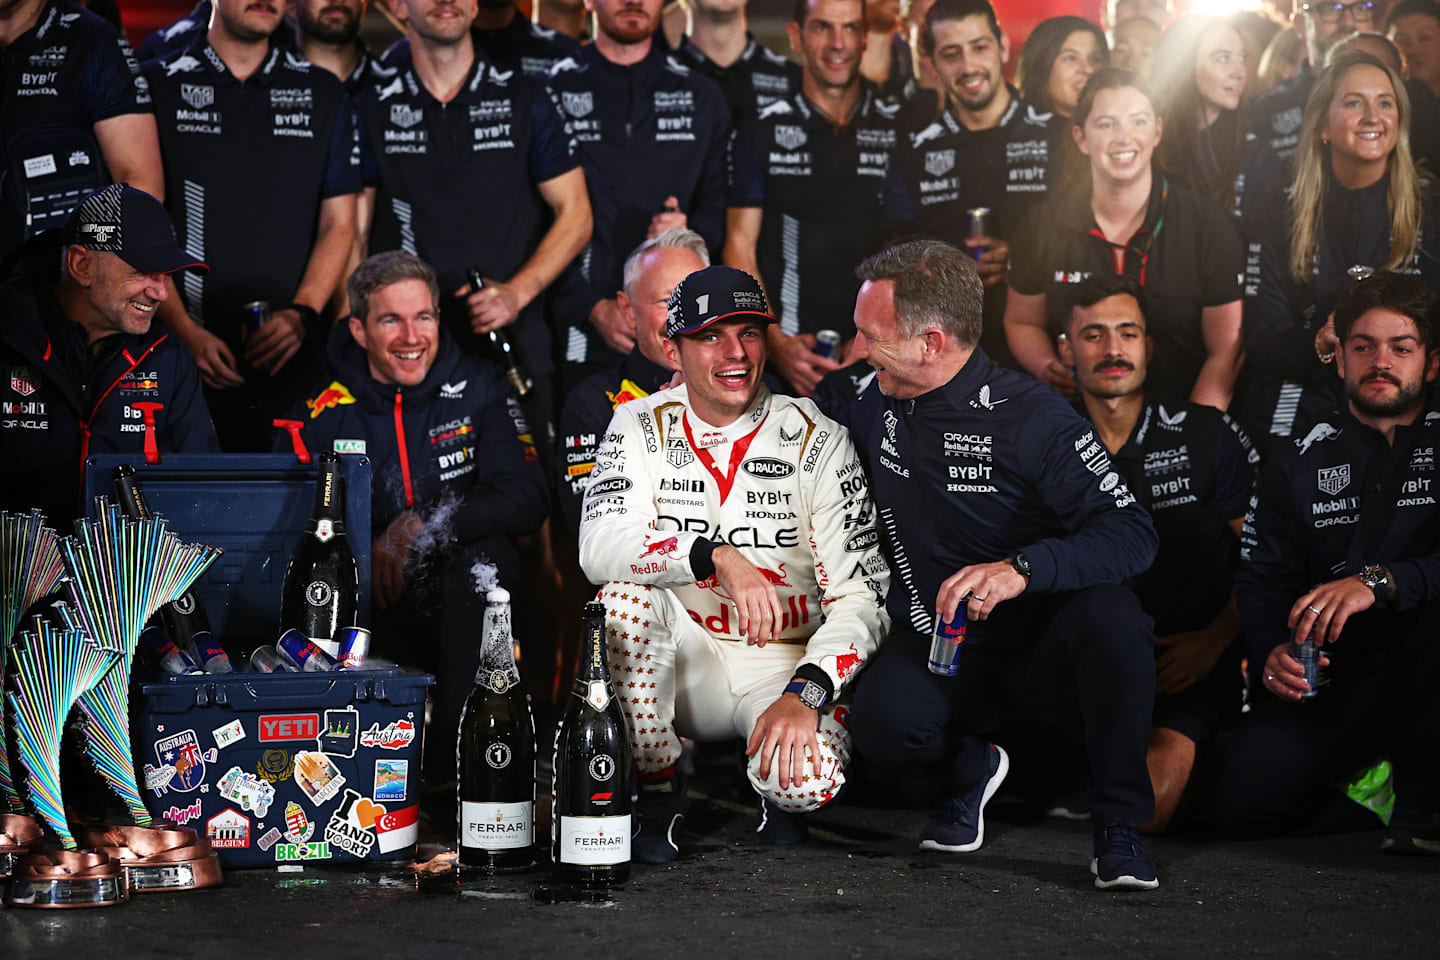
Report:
80,454,434,868
136,670,430,868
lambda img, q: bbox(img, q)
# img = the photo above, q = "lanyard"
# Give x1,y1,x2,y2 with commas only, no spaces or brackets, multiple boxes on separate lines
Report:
1088,177,1169,286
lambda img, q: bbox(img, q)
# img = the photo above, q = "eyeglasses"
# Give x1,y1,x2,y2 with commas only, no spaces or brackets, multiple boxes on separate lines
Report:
1300,1,1378,24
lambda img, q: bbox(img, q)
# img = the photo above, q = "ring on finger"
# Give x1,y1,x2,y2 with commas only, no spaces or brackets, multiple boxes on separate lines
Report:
973,595,987,601
1308,605,1322,615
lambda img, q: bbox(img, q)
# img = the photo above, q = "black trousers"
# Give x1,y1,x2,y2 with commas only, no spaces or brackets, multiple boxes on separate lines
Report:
372,536,522,784
1211,602,1440,838
850,584,1157,824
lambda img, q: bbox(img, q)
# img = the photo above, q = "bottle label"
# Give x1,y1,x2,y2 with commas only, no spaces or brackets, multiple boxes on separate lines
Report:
314,518,335,543
582,679,610,713
460,801,533,850
480,668,519,694
558,815,631,865
485,742,512,770
172,592,196,615
306,581,333,607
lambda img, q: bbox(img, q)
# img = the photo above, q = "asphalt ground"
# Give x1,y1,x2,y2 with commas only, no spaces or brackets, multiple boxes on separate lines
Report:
4,778,1437,960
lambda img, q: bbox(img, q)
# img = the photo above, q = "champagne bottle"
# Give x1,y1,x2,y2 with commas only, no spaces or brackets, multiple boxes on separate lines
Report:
551,601,632,883
457,588,535,871
279,452,357,656
113,465,233,669
466,267,530,396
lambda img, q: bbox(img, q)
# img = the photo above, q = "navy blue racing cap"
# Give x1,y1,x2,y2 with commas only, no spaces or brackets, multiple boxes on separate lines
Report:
665,265,775,339
62,183,207,275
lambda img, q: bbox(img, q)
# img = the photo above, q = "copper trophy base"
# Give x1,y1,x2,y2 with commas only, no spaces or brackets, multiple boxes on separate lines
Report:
76,825,223,893
4,849,129,908
0,813,45,880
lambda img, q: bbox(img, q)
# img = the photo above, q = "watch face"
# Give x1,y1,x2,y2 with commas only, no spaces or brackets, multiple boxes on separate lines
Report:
798,682,826,710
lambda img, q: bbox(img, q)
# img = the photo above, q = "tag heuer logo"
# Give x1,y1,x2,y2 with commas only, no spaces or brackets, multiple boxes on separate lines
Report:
924,149,955,177
1317,464,1351,496
390,104,422,128
562,91,593,118
10,367,37,397
774,124,807,151
333,439,366,454
1273,106,1302,136
181,83,214,110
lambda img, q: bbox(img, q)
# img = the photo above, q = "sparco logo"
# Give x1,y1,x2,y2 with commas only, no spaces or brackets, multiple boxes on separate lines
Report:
589,477,632,496
743,458,794,479
845,529,879,552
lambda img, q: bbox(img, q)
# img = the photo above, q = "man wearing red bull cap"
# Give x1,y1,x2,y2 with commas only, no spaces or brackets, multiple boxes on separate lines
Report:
0,183,219,524
578,264,891,862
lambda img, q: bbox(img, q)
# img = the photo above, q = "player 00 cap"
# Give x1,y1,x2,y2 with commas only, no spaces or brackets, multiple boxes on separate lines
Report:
665,265,776,339
62,183,208,275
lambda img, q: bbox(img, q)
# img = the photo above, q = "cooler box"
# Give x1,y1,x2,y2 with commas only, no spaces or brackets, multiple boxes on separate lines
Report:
83,453,374,637
137,669,432,867
80,454,433,867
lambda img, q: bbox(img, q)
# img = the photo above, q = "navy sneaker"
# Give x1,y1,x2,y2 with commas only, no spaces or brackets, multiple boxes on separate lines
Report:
919,743,1009,853
633,773,685,864
1091,818,1160,890
1381,802,1440,856
756,795,809,845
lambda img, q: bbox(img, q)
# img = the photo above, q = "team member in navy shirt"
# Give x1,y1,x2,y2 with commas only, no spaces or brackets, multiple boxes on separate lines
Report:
1063,274,1256,831
144,0,361,451
382,0,583,81
725,0,900,396
1,186,219,523
844,239,1161,891
1217,271,1440,852
1,0,163,258
675,0,803,123
884,0,1058,368
545,0,730,390
292,0,396,95
276,251,548,783
352,0,591,456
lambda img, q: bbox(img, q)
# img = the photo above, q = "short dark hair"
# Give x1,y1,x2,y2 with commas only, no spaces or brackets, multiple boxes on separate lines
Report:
1386,0,1440,30
348,250,440,325
921,0,1001,57
854,239,984,347
1333,271,1440,346
792,0,868,27
1066,273,1149,331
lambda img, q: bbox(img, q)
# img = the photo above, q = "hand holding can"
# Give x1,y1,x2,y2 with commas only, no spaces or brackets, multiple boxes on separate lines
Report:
928,611,967,676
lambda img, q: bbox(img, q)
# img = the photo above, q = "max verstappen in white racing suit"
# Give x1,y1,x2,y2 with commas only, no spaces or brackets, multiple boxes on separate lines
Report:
578,265,891,861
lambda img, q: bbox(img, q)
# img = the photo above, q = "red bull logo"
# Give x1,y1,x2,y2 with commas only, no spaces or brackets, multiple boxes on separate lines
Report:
638,536,680,559
830,644,864,680
305,381,356,419
757,563,790,587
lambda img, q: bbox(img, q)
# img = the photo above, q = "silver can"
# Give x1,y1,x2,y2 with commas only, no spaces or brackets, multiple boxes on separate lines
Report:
966,208,991,261
241,300,271,335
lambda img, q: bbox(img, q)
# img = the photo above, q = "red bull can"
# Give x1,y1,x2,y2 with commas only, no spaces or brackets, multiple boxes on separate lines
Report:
277,629,339,673
336,626,371,670
242,301,271,335
927,612,967,676
966,208,991,261
249,645,296,674
814,329,841,360
1291,628,1321,699
189,631,235,675
141,626,202,676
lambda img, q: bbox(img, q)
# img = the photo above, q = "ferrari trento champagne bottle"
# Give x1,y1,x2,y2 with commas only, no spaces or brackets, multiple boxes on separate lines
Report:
279,452,357,656
551,602,632,883
114,465,234,671
458,588,536,871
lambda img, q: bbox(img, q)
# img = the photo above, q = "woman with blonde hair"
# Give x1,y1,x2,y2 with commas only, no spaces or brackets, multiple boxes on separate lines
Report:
1241,49,1440,441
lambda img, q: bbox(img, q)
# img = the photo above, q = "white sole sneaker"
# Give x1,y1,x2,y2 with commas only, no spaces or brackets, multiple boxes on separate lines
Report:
1089,857,1160,890
918,745,1010,854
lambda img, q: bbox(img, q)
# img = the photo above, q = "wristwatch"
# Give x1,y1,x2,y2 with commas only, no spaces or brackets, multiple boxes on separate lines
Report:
1358,564,1395,604
1010,553,1032,580
784,678,828,711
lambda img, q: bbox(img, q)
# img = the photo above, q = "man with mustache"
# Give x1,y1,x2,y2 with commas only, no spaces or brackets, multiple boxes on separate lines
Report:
1216,270,1440,853
545,0,730,394
143,0,362,451
1061,274,1258,832
1,185,219,524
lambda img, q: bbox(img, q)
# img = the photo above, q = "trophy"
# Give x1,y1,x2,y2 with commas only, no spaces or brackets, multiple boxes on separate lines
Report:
3,502,223,905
